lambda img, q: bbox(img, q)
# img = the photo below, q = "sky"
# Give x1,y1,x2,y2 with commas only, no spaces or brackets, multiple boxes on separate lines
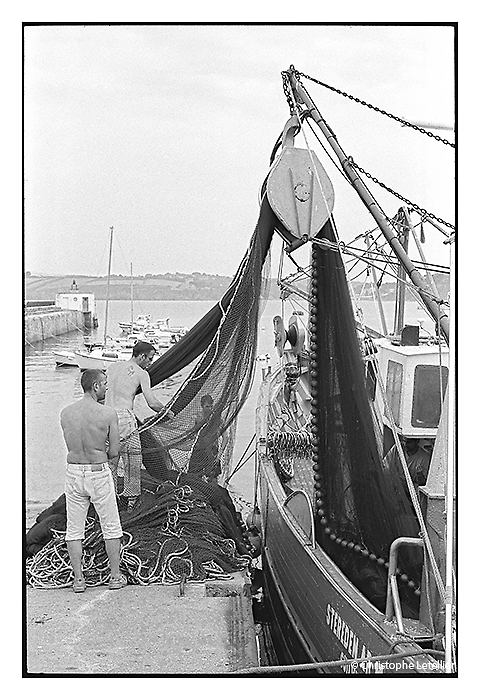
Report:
23,23,456,280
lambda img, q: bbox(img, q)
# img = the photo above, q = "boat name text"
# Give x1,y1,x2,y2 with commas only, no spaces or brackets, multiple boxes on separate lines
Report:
325,603,378,674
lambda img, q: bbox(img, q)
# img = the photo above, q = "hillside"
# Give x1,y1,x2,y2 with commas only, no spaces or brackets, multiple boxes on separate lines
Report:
24,272,238,302
24,271,449,303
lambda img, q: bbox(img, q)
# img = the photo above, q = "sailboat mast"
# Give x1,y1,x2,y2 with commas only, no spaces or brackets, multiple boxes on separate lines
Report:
104,226,114,346
130,262,134,333
286,69,450,343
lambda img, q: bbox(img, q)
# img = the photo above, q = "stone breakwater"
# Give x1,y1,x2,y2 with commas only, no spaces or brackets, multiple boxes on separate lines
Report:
25,308,85,344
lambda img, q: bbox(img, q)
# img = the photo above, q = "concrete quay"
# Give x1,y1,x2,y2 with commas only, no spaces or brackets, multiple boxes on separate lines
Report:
25,571,258,676
25,308,85,344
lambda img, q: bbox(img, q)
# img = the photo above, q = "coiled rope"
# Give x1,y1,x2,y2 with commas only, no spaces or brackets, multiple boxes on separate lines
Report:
26,485,251,589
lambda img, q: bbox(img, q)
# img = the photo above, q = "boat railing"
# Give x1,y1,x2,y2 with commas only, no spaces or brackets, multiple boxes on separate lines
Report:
385,537,424,633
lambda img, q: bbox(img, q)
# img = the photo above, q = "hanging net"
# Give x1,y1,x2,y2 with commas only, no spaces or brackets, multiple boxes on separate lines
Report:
134,198,274,484
310,220,423,616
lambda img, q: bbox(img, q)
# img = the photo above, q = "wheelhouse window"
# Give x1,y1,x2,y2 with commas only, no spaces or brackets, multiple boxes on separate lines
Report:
385,360,403,426
411,364,449,428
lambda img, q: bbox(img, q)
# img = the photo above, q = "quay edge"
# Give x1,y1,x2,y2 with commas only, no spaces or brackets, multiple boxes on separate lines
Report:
24,306,92,345
25,570,259,676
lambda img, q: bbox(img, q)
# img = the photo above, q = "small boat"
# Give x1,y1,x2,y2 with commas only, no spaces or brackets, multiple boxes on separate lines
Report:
75,346,135,371
143,326,180,348
119,316,189,340
118,313,152,333
76,332,159,370
52,350,78,367
151,319,189,337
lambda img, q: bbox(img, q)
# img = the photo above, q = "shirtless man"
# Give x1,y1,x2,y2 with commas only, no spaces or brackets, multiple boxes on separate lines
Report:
60,368,125,592
105,341,174,507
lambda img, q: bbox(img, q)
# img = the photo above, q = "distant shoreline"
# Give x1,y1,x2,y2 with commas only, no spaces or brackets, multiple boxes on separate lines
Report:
24,271,449,303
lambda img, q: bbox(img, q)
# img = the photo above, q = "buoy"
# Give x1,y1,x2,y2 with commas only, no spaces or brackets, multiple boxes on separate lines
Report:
246,508,262,532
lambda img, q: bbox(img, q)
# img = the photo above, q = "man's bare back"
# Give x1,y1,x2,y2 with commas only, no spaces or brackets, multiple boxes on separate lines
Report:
105,347,173,416
61,397,119,464
105,360,145,411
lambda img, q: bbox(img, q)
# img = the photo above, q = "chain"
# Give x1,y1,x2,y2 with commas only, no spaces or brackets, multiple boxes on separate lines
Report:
298,72,455,148
280,68,455,232
281,70,296,114
348,157,455,230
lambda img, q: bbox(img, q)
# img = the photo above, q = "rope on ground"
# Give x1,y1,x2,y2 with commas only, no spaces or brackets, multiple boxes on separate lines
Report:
26,485,252,588
229,648,446,675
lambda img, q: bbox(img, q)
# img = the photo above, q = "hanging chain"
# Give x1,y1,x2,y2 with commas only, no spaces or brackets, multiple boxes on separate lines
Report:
298,71,455,148
348,157,455,230
282,70,297,114
280,68,455,233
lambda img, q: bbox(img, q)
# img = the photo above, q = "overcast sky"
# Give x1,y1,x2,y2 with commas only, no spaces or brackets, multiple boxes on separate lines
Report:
24,23,455,279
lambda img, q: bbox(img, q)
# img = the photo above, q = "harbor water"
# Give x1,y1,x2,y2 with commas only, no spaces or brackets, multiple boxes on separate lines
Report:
25,297,434,528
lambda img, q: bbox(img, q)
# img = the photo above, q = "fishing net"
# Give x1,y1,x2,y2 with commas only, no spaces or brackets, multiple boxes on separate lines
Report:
26,200,276,587
26,476,252,588
125,199,275,487
310,219,423,616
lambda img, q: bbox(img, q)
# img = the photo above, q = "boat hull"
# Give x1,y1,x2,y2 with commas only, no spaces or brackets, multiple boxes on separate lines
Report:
257,455,439,674
74,349,131,371
53,351,78,367
256,373,439,675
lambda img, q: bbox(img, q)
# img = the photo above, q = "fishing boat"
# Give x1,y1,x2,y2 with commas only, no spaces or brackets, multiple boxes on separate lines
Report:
252,67,455,674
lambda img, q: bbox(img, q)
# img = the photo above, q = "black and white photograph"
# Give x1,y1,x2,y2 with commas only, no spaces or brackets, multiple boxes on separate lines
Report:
21,21,458,679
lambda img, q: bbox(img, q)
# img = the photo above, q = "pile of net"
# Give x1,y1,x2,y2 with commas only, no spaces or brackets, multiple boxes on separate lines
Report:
26,473,252,589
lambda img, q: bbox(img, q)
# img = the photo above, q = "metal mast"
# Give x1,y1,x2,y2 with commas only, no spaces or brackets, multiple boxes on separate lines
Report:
286,68,450,343
104,226,114,346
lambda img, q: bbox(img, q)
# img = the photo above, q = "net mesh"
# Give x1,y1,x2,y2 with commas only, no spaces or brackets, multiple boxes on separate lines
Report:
130,199,274,485
310,220,422,615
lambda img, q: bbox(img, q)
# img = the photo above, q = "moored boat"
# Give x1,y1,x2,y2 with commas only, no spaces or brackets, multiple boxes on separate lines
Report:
118,313,152,333
74,346,135,371
119,316,189,343
52,350,78,367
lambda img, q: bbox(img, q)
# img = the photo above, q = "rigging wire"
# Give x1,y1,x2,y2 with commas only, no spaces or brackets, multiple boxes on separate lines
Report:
281,79,450,342
302,93,453,237
297,70,455,148
224,434,256,484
